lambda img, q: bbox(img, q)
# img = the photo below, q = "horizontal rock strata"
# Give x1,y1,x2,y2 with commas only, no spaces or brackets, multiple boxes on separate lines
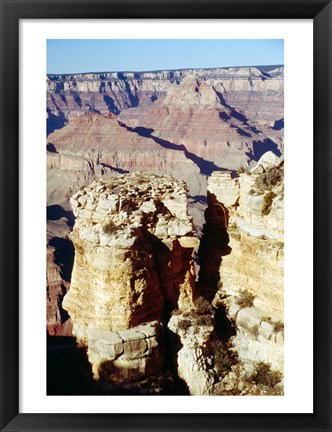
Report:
62,173,198,385
207,153,284,374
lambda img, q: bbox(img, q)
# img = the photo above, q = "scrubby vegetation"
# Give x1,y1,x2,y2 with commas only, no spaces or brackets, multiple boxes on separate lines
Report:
273,320,284,333
262,191,276,215
237,166,246,174
276,241,284,249
120,201,137,213
215,360,283,396
177,318,192,332
194,296,214,314
254,161,284,192
236,289,255,308
102,221,121,235
213,340,239,378
237,166,252,175
249,361,283,388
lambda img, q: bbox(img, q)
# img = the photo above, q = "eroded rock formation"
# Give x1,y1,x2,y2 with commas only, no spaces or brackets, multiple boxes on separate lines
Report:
47,66,283,134
206,152,284,382
120,75,282,171
46,66,284,395
62,173,199,388
59,164,284,395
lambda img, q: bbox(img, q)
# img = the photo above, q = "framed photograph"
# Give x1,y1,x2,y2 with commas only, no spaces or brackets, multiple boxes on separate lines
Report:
1,0,331,431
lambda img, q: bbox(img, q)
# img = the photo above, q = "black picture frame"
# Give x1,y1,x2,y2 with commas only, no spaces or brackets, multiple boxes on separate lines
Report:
1,0,331,431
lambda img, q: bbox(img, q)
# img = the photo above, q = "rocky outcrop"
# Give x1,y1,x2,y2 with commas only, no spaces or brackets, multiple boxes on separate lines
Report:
62,173,199,387
168,301,217,395
206,153,284,377
53,164,284,395
46,65,284,395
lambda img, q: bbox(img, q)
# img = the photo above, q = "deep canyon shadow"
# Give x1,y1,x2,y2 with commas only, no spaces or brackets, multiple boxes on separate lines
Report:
119,122,221,176
47,204,75,228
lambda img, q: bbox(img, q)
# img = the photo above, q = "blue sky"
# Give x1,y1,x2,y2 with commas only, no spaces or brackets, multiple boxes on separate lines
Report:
47,39,284,74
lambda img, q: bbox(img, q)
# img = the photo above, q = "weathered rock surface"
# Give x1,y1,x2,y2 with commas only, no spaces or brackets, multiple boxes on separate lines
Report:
168,305,217,395
206,154,284,374
87,321,163,384
62,173,198,385
46,66,284,395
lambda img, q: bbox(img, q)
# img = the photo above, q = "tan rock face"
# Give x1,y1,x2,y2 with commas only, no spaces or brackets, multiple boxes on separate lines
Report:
62,173,198,383
206,155,284,374
87,321,163,384
168,309,217,395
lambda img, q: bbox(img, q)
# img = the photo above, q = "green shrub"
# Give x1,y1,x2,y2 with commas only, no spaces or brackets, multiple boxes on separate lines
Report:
194,296,213,314
213,340,239,378
195,314,212,327
102,221,120,235
252,324,260,338
121,202,136,213
237,166,246,174
236,289,255,308
254,162,284,192
177,318,192,332
273,320,284,333
249,361,282,387
228,221,238,231
262,191,276,215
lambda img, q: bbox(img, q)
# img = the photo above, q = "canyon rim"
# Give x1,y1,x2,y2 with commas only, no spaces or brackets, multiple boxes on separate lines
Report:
47,40,284,396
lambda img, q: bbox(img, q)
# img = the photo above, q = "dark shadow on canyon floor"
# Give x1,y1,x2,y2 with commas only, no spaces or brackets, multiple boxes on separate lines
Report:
118,121,222,176
47,335,95,395
47,204,75,228
251,138,282,161
48,237,75,283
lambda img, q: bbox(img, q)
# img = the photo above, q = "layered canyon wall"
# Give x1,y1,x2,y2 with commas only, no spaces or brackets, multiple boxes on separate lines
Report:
59,165,284,395
47,66,284,395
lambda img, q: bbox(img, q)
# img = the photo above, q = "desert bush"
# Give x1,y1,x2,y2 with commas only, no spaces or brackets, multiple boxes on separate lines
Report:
194,296,213,314
237,166,246,174
228,221,238,231
121,201,136,213
236,289,255,308
177,318,192,332
273,320,284,333
249,361,282,388
262,191,276,215
254,162,284,192
276,241,284,249
195,314,212,327
252,324,260,338
102,221,120,235
213,340,239,378
215,363,284,396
